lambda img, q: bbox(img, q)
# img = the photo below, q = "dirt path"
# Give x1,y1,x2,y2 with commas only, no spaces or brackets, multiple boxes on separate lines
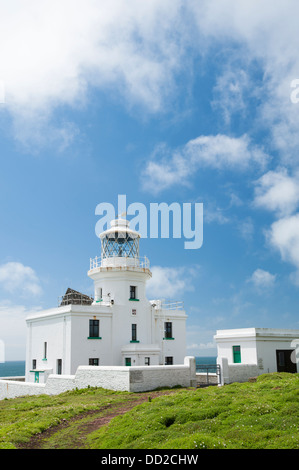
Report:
18,391,172,449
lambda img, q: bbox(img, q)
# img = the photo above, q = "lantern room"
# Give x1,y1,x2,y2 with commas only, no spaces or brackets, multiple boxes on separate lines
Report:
100,218,140,259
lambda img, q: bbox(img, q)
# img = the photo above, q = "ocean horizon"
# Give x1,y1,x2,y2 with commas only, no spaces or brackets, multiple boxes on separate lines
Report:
0,356,217,377
0,361,26,377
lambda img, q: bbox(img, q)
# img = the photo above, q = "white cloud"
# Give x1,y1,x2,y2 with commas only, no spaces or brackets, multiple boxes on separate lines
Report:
253,168,299,287
143,134,268,194
0,262,42,296
0,0,188,147
186,324,217,355
187,342,215,351
248,268,276,290
1,0,299,162
146,265,198,299
191,0,299,164
212,67,251,125
238,217,254,241
0,301,41,360
204,207,230,225
254,169,299,217
267,214,299,285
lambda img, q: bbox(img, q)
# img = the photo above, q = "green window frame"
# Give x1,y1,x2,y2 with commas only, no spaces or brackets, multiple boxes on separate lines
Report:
89,319,100,338
233,345,241,363
163,322,174,340
130,323,139,342
130,285,137,300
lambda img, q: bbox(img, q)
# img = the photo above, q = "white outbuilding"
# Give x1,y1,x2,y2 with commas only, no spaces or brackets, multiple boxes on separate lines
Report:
215,327,299,385
25,218,187,383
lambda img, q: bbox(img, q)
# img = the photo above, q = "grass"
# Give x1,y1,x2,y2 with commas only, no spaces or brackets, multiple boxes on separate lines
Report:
87,373,299,450
0,373,298,449
0,386,144,449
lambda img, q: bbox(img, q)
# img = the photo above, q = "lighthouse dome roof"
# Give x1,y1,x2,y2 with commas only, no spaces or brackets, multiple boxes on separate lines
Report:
99,218,140,239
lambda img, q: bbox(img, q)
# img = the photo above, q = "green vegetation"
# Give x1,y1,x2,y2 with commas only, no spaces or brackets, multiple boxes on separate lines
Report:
0,386,145,449
0,373,298,449
87,373,299,449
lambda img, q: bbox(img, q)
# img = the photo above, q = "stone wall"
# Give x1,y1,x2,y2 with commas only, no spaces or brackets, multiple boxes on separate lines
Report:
0,356,196,400
218,357,259,385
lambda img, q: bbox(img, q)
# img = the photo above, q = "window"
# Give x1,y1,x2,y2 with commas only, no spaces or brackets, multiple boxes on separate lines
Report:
164,322,173,339
131,324,137,342
132,309,137,316
43,342,47,360
233,345,241,363
89,358,99,366
165,356,173,365
145,357,150,366
57,359,62,375
130,285,137,300
96,287,102,302
89,319,100,338
32,359,36,370
125,357,131,366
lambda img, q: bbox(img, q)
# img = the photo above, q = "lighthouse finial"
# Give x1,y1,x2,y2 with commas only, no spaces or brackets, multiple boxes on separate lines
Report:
116,211,127,219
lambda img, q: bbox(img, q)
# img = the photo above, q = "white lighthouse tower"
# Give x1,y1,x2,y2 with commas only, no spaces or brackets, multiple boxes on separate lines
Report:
25,217,187,382
88,217,155,366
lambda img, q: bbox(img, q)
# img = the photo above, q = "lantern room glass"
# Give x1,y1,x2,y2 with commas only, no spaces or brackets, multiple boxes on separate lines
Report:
101,231,139,258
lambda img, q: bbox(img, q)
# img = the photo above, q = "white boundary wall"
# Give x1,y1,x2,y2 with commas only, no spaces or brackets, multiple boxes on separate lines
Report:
0,356,196,400
218,357,259,385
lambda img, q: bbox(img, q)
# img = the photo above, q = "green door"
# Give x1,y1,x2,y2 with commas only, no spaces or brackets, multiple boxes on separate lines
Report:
34,371,40,383
233,346,241,363
125,358,131,366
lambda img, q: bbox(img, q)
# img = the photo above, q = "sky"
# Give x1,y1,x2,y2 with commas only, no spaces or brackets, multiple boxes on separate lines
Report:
1,0,299,360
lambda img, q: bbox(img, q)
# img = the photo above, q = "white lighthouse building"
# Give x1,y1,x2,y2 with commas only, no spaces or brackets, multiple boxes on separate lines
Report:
25,218,187,383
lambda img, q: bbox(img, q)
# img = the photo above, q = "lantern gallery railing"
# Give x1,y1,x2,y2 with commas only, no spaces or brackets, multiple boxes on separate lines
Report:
162,300,184,310
150,300,184,310
90,255,150,271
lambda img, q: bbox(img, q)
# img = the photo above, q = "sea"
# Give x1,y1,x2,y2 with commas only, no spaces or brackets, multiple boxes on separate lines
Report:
0,361,26,377
0,357,217,377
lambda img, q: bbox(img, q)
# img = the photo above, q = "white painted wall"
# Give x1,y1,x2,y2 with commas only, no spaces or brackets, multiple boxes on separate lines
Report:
0,356,196,400
88,267,154,365
70,310,113,372
26,304,114,380
215,328,258,365
25,309,72,381
255,329,299,374
215,328,299,384
25,218,187,381
153,309,186,365
25,269,187,380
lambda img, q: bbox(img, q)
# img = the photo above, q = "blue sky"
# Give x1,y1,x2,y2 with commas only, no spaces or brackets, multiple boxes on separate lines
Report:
1,0,299,360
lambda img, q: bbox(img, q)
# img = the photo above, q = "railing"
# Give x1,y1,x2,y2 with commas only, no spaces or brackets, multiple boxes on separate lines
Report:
151,300,184,310
162,300,184,310
196,364,221,387
90,255,150,270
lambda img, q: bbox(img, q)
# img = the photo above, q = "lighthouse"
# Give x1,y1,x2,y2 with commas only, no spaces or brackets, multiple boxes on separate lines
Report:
88,217,154,366
25,217,187,382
